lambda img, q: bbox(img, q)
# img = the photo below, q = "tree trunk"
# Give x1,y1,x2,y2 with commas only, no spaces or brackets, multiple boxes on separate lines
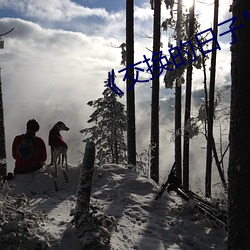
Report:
183,0,195,189
175,0,183,183
126,0,136,166
228,1,250,249
0,69,7,177
74,142,95,228
150,0,161,184
74,142,116,248
175,81,182,183
114,139,118,164
205,0,219,198
211,137,227,191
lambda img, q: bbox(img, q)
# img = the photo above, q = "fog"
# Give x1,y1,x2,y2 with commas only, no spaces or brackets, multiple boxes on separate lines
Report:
0,0,231,193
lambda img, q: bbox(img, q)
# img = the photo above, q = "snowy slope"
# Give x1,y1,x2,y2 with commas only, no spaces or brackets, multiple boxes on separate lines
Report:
2,164,227,250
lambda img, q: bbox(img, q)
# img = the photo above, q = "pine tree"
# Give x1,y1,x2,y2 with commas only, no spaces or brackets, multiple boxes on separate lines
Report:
80,73,127,166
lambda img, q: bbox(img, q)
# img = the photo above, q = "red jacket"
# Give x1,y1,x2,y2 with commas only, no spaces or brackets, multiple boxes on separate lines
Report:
12,131,47,171
48,128,68,149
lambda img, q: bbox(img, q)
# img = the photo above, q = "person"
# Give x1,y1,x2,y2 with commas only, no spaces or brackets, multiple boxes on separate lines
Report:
12,119,47,174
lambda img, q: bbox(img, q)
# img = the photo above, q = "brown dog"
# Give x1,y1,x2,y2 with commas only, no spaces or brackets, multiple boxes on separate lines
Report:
48,121,69,176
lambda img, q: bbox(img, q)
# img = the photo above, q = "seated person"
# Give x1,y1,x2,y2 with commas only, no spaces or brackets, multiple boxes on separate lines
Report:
12,119,47,174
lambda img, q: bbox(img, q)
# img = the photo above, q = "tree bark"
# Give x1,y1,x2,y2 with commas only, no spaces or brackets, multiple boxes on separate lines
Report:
0,69,7,177
175,0,183,183
183,0,195,189
205,0,219,198
150,0,161,184
211,137,227,191
74,142,95,228
228,1,250,248
126,0,136,166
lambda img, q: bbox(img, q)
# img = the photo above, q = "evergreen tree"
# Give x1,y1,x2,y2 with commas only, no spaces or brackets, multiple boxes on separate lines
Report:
80,73,127,166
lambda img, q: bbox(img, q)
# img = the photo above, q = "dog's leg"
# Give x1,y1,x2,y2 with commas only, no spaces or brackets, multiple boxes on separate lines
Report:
57,154,61,164
54,163,58,177
65,152,68,171
52,150,60,177
61,152,65,166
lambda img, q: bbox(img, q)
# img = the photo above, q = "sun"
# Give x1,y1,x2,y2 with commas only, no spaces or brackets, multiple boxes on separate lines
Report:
183,0,194,10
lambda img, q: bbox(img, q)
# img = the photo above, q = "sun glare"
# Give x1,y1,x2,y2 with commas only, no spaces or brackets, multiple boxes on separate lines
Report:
183,0,194,9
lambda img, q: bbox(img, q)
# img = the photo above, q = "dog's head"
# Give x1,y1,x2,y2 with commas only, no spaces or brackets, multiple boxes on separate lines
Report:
53,121,69,131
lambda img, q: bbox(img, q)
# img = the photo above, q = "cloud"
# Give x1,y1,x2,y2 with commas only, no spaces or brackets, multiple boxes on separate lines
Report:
0,0,110,21
0,0,232,191
0,17,124,170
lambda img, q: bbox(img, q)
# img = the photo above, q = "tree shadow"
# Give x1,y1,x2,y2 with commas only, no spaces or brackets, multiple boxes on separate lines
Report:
135,190,227,250
91,164,172,249
91,165,226,250
9,165,81,215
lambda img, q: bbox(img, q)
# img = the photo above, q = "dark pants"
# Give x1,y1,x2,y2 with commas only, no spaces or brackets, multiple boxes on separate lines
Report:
14,165,43,175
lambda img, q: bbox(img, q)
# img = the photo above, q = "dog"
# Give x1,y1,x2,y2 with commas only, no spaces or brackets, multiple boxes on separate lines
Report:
48,121,69,176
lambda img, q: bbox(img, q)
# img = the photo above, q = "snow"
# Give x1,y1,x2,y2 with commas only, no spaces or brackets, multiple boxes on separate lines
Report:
2,164,227,250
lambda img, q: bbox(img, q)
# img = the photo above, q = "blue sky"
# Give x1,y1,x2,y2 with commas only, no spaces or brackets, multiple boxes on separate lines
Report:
0,0,146,34
73,0,126,12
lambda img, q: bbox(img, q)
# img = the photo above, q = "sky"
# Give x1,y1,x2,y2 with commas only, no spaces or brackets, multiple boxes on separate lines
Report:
0,0,232,189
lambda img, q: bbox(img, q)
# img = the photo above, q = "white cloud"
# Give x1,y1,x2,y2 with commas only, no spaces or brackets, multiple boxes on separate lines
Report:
134,4,153,21
195,0,232,30
0,17,124,169
0,0,110,21
0,1,232,180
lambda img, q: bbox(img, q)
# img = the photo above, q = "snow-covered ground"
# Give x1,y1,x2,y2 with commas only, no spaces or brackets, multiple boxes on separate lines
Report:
1,164,227,250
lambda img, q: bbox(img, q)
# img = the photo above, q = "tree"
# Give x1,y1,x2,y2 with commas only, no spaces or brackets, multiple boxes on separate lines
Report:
0,28,14,177
228,1,250,249
75,142,96,226
150,0,161,184
74,142,116,248
0,68,6,177
205,0,219,198
126,0,136,166
80,73,127,166
175,0,183,184
183,0,195,190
